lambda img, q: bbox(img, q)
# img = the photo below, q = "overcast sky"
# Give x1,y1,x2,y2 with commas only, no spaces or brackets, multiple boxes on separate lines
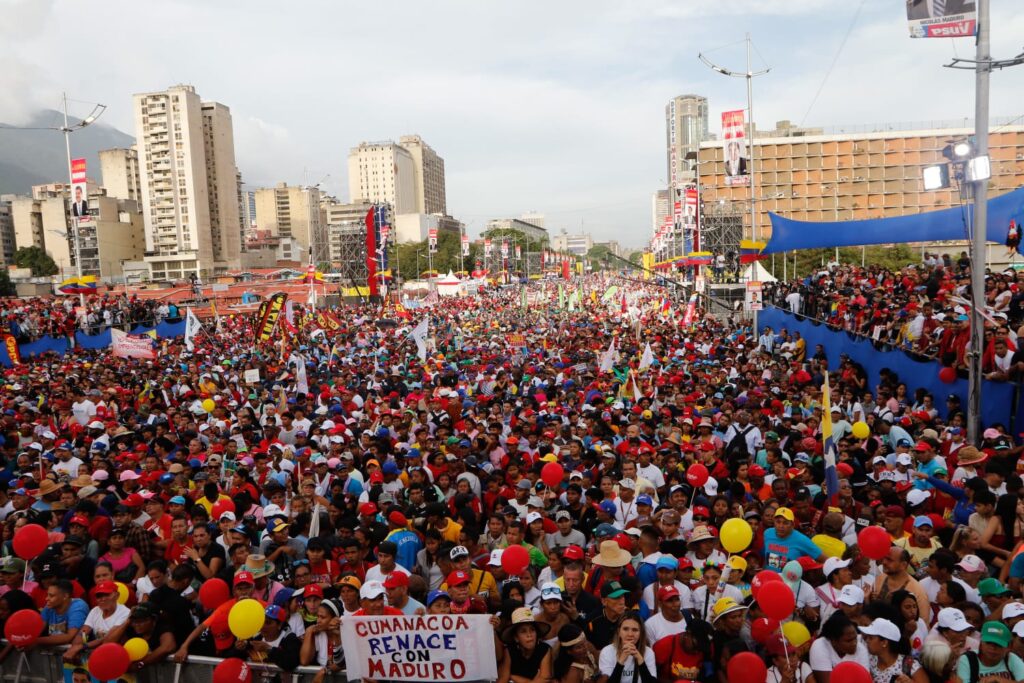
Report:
3,0,1022,247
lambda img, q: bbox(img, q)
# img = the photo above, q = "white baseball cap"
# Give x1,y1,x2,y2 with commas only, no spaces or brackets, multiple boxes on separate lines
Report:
957,554,986,573
936,607,972,632
360,580,386,600
1003,602,1024,620
906,489,931,507
526,512,542,525
859,618,901,642
1014,621,1024,638
619,478,637,491
838,585,865,606
488,549,504,567
896,454,913,466
823,557,852,578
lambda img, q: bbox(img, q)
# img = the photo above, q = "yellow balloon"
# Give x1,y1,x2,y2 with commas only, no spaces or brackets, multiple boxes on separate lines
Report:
782,620,811,647
115,582,129,605
228,598,266,640
124,637,149,662
202,398,216,413
720,518,753,554
851,421,870,440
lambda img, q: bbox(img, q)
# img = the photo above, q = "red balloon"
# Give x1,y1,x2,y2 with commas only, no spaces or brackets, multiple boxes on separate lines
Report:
858,525,893,561
750,569,784,599
727,651,768,683
198,577,231,611
541,462,565,489
211,499,236,519
750,617,780,644
939,366,957,384
686,463,709,487
4,609,43,648
501,544,531,575
214,657,253,683
12,524,49,560
758,581,796,620
833,662,871,683
89,643,131,681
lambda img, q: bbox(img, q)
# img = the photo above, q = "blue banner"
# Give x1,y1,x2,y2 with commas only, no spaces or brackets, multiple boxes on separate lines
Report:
0,319,188,368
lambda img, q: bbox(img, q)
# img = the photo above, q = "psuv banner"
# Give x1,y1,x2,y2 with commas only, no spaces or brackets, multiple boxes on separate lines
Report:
341,614,497,682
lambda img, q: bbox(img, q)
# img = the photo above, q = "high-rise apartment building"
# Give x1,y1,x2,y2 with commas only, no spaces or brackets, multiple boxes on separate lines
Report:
666,95,709,187
253,183,325,262
98,147,142,203
398,135,447,215
133,84,241,281
651,190,670,233
347,135,447,216
0,198,16,267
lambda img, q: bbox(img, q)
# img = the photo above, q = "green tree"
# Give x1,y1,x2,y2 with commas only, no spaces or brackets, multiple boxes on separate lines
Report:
764,245,918,280
393,231,478,279
0,270,15,297
628,251,643,264
13,246,58,277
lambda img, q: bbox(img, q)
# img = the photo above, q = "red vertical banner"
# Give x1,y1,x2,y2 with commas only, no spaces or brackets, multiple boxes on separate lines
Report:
561,259,570,280
365,208,378,297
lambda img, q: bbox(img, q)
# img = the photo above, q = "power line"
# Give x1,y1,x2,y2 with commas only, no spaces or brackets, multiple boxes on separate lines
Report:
799,0,867,127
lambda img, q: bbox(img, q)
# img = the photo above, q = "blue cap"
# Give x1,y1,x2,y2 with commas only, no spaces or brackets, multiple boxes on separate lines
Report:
273,587,296,607
656,556,680,570
913,515,934,528
169,495,186,505
794,453,811,463
595,522,619,537
599,500,616,515
267,518,288,533
159,473,175,485
407,448,421,459
188,459,202,469
426,590,450,606
382,461,400,475
896,438,913,448
637,495,654,507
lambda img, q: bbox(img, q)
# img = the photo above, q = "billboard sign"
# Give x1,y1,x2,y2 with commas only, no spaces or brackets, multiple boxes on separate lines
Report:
722,110,750,187
907,0,976,38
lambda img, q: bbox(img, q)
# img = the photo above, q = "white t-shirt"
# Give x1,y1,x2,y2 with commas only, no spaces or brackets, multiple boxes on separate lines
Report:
644,612,687,644
637,464,666,489
53,457,84,479
598,643,657,680
691,584,745,621
71,400,97,426
767,662,814,683
84,604,130,640
809,635,870,672
363,565,410,585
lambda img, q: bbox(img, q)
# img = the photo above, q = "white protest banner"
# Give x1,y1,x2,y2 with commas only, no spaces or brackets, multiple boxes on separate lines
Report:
341,614,497,682
244,368,260,384
111,328,156,360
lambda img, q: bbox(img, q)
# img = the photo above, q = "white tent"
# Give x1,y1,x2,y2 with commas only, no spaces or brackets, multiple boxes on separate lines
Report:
742,261,777,283
436,271,464,297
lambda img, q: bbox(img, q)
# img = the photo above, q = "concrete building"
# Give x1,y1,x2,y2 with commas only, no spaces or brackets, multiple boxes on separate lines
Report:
696,122,1024,241
240,187,256,245
666,95,709,188
398,135,447,215
593,240,624,258
253,183,325,261
98,147,141,202
133,84,241,281
0,198,16,267
485,218,547,241
520,212,545,229
651,189,670,233
393,213,464,244
347,141,417,214
551,232,593,256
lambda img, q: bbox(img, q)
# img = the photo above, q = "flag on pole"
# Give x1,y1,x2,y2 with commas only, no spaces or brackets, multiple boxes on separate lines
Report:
638,343,654,371
822,372,841,504
410,317,429,363
184,307,203,351
289,352,309,395
520,287,527,312
599,338,617,373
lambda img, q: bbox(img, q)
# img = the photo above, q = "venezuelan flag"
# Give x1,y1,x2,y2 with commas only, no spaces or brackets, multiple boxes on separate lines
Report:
739,240,767,264
687,251,713,266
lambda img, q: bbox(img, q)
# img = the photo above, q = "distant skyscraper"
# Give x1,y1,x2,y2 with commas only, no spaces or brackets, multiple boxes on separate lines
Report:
253,183,325,262
348,135,447,216
666,95,709,187
98,146,141,202
133,84,241,280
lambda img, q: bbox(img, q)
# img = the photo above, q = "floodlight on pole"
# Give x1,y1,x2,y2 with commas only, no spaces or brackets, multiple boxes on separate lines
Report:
922,164,951,191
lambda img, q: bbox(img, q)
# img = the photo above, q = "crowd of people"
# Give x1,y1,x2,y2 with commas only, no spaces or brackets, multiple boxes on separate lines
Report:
765,257,1024,379
1,294,183,342
0,272,1019,683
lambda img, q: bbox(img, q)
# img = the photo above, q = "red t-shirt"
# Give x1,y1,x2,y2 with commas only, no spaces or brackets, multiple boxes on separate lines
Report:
165,538,193,565
653,634,703,681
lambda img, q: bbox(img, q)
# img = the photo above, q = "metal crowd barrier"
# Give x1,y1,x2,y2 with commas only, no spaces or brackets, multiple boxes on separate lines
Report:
0,647,347,683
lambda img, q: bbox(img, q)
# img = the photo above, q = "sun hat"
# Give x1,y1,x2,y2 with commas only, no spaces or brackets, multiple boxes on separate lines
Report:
501,607,551,643
591,540,631,568
687,525,716,545
711,597,747,623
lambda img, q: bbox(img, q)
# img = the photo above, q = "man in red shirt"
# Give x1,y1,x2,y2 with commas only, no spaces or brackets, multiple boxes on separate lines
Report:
164,516,192,567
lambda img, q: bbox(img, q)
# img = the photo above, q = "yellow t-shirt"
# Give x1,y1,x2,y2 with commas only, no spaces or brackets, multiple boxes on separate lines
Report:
811,534,847,560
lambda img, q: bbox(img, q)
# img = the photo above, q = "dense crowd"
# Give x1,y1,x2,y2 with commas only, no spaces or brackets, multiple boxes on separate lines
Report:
766,258,1024,378
0,274,1020,683
0,294,181,341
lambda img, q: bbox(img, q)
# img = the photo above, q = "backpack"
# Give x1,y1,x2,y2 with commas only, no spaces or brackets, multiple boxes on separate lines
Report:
725,425,754,462
963,651,1012,683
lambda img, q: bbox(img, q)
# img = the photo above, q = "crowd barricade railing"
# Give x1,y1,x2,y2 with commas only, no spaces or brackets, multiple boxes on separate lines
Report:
0,644,349,683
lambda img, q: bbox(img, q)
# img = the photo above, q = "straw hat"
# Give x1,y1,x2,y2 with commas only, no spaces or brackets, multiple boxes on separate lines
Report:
237,554,274,579
591,540,632,568
956,446,987,467
687,525,716,545
34,480,60,498
501,606,551,644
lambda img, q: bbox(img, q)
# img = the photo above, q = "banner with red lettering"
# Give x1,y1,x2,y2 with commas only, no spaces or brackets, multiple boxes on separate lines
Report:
341,614,497,682
111,329,156,360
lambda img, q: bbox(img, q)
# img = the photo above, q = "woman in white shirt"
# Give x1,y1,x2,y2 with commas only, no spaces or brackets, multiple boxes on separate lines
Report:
598,611,657,683
859,617,927,683
809,612,871,683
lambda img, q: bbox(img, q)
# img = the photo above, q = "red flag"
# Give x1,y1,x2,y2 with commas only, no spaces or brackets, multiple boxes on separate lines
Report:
365,208,378,297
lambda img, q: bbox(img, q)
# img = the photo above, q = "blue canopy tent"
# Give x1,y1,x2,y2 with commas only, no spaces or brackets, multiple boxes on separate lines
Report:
763,186,1024,253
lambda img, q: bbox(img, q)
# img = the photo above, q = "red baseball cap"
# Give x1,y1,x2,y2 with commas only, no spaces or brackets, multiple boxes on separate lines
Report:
446,570,471,586
300,584,323,599
657,585,681,601
122,493,145,508
692,506,711,518
359,502,377,517
748,465,766,477
613,533,632,551
383,572,409,589
797,557,823,571
69,515,90,527
388,511,408,527
94,581,118,596
233,571,255,586
562,545,584,561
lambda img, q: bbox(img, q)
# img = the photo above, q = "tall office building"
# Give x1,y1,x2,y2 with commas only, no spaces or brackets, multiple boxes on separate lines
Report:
0,198,16,267
398,135,447,215
348,135,447,216
98,147,141,202
666,95,709,187
253,183,325,262
133,84,241,280
650,190,670,233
